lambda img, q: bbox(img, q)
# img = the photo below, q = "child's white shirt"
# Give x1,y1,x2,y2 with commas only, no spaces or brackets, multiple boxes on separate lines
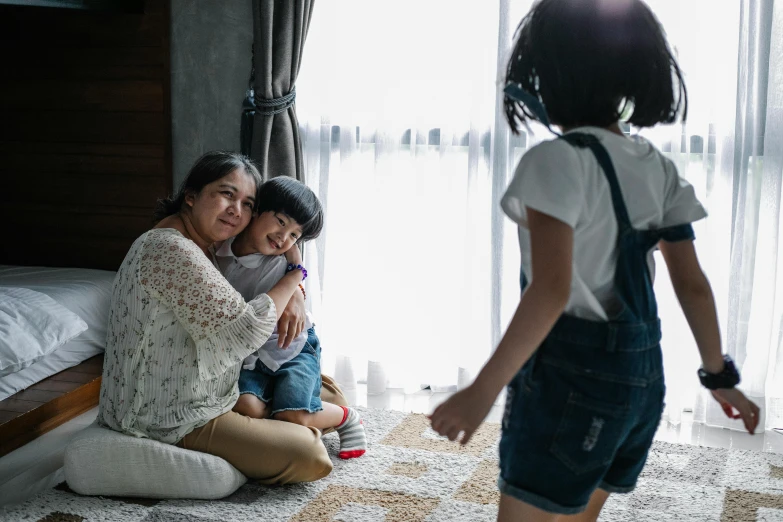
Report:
501,126,707,321
215,237,312,371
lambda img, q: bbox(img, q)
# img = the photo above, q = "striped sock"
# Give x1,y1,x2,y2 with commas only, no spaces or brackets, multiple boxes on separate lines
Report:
335,406,366,459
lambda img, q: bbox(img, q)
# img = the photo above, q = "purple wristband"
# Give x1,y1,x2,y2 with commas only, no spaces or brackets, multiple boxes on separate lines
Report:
286,263,307,281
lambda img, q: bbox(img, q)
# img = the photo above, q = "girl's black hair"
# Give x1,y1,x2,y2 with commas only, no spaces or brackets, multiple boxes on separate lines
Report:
255,176,324,243
153,151,261,223
504,0,687,133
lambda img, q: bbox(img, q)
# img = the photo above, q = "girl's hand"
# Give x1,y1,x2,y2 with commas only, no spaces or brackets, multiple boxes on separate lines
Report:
285,244,302,266
428,383,496,445
710,388,761,434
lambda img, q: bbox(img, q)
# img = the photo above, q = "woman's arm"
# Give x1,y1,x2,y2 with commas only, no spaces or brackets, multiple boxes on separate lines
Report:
430,208,573,444
140,231,277,380
277,288,306,348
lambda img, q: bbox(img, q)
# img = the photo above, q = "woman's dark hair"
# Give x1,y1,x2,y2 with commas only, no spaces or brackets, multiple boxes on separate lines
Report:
504,0,687,133
153,151,261,223
255,176,324,243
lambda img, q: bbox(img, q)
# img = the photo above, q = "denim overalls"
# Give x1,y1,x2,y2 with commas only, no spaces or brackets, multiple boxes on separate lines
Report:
497,132,695,515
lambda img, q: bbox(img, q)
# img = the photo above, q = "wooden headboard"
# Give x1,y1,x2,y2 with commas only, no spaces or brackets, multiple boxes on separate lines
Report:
0,0,171,271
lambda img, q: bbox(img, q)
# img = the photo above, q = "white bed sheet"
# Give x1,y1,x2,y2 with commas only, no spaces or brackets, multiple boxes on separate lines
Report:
0,339,103,401
0,265,116,400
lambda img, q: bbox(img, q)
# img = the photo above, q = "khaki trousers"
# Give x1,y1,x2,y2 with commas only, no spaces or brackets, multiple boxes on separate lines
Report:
177,374,347,485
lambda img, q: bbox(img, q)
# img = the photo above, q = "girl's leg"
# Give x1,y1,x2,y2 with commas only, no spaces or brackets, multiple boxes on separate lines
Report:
560,489,610,522
496,488,609,522
233,393,271,419
497,494,560,522
177,411,332,485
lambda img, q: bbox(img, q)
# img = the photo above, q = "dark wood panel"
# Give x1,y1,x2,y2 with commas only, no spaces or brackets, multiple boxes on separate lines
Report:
0,142,166,158
0,8,165,48
0,152,166,177
0,112,167,144
1,172,166,208
0,80,164,112
1,235,137,270
3,63,166,81
1,46,165,81
0,0,171,270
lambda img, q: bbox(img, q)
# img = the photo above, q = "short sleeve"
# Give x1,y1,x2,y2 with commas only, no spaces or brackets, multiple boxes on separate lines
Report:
139,230,277,380
661,155,708,228
501,139,585,229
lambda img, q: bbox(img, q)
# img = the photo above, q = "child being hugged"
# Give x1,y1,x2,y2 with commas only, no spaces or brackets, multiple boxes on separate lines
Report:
429,0,760,520
216,176,366,460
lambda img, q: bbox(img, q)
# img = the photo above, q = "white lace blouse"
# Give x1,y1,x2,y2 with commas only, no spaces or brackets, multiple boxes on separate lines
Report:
98,228,277,443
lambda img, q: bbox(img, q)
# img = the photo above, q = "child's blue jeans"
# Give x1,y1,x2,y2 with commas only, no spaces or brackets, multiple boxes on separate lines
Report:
238,327,323,416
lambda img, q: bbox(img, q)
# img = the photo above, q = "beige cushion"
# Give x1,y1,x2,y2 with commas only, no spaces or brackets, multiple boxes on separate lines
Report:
64,422,246,499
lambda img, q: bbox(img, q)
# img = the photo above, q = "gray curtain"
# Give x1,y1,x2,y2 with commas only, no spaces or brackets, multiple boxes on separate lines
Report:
248,0,314,182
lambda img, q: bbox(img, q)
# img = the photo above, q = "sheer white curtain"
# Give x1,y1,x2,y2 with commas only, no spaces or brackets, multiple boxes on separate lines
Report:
638,0,783,432
296,0,783,431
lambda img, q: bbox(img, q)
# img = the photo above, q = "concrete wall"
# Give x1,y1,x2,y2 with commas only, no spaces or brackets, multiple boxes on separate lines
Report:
170,0,252,189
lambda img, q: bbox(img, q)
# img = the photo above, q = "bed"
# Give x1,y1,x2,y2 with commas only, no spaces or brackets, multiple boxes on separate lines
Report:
0,265,116,456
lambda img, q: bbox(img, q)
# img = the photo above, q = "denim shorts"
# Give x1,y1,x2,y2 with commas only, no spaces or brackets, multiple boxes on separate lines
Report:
498,332,666,515
238,327,323,416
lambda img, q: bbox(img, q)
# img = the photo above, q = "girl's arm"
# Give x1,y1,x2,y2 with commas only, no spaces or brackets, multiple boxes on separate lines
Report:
430,208,573,444
658,239,760,434
658,240,724,372
472,209,573,397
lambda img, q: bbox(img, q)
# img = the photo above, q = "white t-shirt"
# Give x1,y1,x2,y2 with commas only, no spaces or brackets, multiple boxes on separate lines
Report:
215,237,313,371
501,126,707,321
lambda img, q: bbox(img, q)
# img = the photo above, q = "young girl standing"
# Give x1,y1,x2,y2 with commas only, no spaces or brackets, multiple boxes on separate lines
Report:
429,0,760,520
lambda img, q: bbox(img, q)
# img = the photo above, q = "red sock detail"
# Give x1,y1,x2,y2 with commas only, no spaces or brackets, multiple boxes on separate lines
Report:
338,449,366,460
337,406,349,427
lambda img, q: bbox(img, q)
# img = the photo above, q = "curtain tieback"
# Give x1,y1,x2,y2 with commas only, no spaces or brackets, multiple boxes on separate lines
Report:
244,88,297,116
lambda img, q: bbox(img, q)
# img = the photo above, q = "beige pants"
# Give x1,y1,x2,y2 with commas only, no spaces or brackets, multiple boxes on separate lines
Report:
177,374,348,485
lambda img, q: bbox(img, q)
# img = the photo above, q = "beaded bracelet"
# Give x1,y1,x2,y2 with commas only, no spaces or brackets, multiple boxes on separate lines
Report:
286,263,308,281
298,283,306,300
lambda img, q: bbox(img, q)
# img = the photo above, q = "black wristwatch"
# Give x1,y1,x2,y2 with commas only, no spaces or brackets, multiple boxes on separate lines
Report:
697,354,740,390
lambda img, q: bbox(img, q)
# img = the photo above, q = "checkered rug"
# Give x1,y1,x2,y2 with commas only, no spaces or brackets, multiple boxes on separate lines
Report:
2,407,782,521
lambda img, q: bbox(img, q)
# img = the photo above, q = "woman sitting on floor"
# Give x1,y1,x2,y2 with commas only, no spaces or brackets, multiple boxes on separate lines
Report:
98,151,347,484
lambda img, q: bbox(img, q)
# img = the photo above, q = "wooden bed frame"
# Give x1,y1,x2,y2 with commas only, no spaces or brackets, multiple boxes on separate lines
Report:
0,0,171,456
0,355,103,458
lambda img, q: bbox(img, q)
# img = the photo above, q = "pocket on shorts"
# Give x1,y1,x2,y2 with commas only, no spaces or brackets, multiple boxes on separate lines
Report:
550,392,632,475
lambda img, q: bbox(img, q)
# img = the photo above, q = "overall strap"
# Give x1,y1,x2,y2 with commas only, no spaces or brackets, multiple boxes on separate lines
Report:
560,133,632,233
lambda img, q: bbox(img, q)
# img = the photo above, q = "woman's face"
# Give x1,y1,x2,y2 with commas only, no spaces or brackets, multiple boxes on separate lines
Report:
184,168,256,244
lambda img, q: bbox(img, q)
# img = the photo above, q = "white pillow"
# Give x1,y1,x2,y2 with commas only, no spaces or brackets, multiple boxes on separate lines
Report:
0,265,116,349
64,422,247,499
0,287,89,377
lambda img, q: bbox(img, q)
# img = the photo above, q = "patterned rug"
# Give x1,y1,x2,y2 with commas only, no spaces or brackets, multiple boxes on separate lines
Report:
2,407,782,521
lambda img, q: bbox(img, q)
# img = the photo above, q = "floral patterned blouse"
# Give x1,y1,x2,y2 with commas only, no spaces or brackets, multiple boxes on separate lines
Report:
98,228,277,443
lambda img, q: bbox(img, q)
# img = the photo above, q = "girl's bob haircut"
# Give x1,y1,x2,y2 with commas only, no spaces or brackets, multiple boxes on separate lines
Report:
504,0,687,133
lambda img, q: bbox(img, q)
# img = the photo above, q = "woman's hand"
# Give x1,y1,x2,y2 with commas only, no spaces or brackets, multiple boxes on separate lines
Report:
428,383,497,445
285,244,302,266
278,288,306,348
710,388,761,434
